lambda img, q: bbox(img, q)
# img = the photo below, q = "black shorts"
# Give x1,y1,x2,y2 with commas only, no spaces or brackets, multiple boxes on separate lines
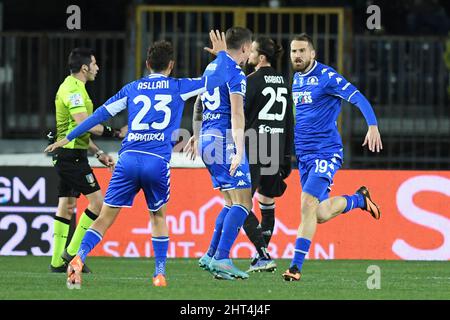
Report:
249,163,287,198
52,148,101,198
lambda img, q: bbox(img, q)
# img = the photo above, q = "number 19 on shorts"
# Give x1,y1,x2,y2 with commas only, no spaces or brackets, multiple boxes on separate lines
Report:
314,159,328,173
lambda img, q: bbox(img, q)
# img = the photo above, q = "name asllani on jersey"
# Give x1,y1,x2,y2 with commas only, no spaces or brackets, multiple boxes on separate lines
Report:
137,80,169,90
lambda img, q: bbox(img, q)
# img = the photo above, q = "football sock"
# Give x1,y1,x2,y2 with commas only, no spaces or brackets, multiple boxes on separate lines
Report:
207,206,230,257
67,208,98,256
342,193,365,213
78,228,102,263
260,201,275,245
152,236,169,276
51,216,70,267
291,237,311,272
215,205,249,260
243,211,270,259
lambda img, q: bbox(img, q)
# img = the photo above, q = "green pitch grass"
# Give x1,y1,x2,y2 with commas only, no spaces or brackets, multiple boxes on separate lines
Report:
0,257,449,300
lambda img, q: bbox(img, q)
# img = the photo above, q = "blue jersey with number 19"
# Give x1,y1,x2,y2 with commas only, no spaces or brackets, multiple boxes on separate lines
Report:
200,53,246,138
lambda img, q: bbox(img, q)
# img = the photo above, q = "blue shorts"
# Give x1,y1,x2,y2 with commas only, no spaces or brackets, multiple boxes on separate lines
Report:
104,151,170,211
199,134,251,190
297,152,343,202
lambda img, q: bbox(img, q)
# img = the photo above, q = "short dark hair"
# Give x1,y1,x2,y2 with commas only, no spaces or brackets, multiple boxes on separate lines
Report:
255,36,284,64
225,27,252,50
146,40,174,72
291,33,315,50
68,48,94,73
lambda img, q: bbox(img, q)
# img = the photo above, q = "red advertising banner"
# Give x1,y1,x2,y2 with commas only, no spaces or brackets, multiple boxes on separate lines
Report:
77,169,450,260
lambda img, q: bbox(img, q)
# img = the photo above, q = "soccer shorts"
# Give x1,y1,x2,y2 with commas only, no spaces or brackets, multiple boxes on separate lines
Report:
249,163,287,198
297,152,343,202
199,134,251,191
104,151,170,212
52,148,100,198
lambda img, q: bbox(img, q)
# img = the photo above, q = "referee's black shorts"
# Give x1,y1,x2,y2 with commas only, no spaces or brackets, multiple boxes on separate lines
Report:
249,163,287,198
52,148,101,198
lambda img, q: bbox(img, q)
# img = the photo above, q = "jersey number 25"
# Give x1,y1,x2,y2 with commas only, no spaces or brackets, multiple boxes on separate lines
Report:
258,87,288,121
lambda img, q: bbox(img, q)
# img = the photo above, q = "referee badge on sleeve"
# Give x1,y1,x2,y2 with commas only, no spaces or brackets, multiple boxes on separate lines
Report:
69,93,84,107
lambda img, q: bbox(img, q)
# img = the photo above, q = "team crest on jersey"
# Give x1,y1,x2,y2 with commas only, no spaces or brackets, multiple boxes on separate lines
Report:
69,93,83,107
306,76,319,85
240,79,247,94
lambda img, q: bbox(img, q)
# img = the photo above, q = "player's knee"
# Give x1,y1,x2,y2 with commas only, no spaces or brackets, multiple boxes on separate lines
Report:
301,193,319,210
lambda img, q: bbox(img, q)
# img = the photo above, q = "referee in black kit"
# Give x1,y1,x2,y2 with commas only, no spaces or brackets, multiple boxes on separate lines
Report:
243,36,294,273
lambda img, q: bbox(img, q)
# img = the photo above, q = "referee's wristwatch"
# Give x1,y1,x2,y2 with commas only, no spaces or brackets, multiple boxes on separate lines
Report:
95,150,105,159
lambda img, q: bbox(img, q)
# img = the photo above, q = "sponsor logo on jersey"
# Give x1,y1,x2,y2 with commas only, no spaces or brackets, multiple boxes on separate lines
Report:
127,132,165,142
321,68,328,74
235,170,244,177
69,93,84,107
237,180,247,187
328,72,336,79
258,124,285,134
202,113,221,121
336,77,343,85
299,91,313,104
306,76,319,85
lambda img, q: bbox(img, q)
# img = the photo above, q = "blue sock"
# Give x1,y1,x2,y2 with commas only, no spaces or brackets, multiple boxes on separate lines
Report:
78,228,102,263
215,205,249,260
342,193,365,213
207,206,230,257
152,236,169,276
290,237,311,272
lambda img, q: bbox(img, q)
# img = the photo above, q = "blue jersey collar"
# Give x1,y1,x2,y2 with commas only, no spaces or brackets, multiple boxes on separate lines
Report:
297,60,318,77
147,73,168,78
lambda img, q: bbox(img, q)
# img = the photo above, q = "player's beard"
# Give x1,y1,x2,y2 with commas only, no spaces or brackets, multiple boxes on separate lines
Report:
292,58,312,73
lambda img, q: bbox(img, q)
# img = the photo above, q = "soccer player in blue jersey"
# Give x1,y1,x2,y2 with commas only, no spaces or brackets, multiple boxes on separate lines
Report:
282,33,383,281
184,27,253,280
45,30,232,289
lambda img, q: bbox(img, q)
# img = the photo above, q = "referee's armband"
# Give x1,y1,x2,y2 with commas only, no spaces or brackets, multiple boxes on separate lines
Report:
102,125,121,139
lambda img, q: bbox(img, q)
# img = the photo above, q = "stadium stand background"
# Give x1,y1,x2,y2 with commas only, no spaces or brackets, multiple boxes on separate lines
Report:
0,0,449,169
